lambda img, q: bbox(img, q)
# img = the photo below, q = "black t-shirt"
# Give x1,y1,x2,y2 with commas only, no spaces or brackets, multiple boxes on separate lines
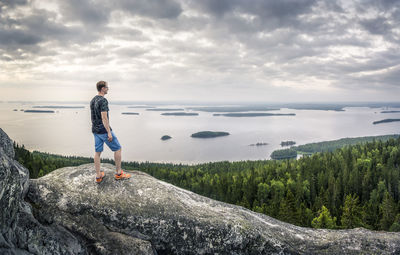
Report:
90,95,112,134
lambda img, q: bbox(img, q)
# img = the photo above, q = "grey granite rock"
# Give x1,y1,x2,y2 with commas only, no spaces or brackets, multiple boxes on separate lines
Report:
28,163,400,255
0,128,88,254
0,128,15,159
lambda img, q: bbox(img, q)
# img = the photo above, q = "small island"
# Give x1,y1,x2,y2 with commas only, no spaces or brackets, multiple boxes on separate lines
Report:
373,119,400,125
381,111,400,113
121,112,139,115
161,112,199,116
24,110,55,113
271,148,297,160
161,135,172,140
32,106,84,109
213,113,295,117
281,141,296,147
191,131,230,138
147,108,184,111
249,142,268,146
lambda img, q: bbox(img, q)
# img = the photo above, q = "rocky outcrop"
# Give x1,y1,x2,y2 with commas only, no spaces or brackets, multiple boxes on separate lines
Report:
28,163,400,254
1,128,400,254
0,128,86,254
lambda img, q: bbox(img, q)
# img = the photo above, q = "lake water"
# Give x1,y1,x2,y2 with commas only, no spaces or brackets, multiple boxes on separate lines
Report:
1,102,399,164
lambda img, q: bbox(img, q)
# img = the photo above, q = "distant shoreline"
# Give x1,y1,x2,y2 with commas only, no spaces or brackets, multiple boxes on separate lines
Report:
32,106,84,109
214,113,295,117
24,110,55,113
147,108,185,111
161,112,199,116
373,119,400,124
381,110,400,113
270,134,400,159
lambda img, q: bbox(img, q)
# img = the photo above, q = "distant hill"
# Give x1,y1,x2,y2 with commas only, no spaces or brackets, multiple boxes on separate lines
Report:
271,134,400,157
373,119,400,125
381,111,400,113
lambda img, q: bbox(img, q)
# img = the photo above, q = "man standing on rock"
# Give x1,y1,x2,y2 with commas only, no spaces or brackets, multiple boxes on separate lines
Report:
90,81,131,183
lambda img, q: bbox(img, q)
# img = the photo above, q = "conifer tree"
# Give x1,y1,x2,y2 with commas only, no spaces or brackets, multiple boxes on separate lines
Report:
311,205,337,229
380,192,397,230
389,213,400,232
341,194,363,228
279,190,297,224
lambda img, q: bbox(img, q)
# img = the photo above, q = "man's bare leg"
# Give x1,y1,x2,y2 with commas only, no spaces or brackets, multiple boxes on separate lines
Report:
115,148,122,174
94,151,102,178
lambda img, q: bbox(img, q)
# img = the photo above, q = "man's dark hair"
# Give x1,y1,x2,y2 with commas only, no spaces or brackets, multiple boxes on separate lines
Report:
96,81,107,92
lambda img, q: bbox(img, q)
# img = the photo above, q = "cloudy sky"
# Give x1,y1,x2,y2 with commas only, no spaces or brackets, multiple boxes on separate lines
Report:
1,0,399,103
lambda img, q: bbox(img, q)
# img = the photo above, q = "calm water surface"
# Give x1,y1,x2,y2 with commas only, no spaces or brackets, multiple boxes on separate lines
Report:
1,102,399,164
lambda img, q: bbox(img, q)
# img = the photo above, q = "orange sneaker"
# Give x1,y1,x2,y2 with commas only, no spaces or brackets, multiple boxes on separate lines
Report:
96,171,105,184
115,170,131,180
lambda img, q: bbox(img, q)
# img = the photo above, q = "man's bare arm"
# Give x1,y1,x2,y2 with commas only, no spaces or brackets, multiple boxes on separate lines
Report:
101,111,112,141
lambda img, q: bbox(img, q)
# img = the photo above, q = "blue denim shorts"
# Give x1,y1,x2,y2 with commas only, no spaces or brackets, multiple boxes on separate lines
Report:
93,131,121,152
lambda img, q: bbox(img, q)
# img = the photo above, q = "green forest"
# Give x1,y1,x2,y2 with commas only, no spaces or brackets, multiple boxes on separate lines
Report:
14,137,400,231
271,134,399,159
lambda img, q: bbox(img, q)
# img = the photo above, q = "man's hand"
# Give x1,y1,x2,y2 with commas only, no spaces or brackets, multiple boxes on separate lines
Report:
107,132,113,142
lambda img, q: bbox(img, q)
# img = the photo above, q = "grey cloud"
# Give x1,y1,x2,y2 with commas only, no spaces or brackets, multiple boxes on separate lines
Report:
0,29,42,45
0,0,28,5
1,0,400,100
360,17,393,36
111,28,150,41
0,0,28,12
56,0,183,34
354,0,400,41
282,47,400,91
188,0,235,16
0,6,105,60
380,68,400,86
189,0,317,19
346,52,400,75
128,0,399,91
113,47,148,58
117,0,182,19
59,0,110,26
188,0,317,28
170,0,351,56
149,13,210,33
0,9,44,47
332,67,400,92
318,0,344,13
58,0,183,26
357,0,400,10
245,0,317,21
